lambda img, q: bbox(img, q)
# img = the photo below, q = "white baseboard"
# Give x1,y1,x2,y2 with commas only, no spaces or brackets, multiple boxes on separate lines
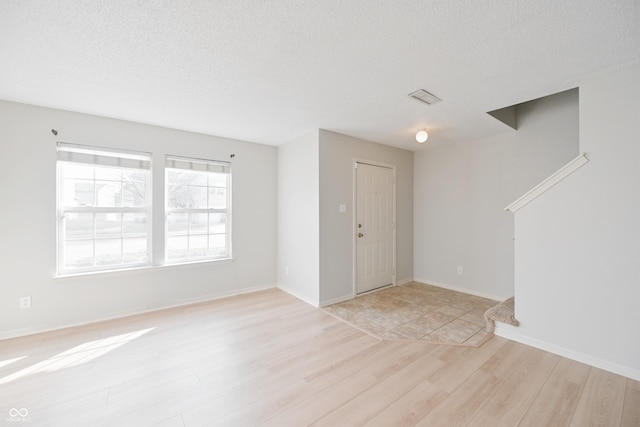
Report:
319,293,354,307
413,278,507,302
318,278,414,307
283,277,416,309
0,284,277,341
277,284,319,307
495,324,640,381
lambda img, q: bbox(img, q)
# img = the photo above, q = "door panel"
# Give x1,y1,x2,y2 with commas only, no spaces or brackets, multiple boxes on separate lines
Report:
356,163,395,294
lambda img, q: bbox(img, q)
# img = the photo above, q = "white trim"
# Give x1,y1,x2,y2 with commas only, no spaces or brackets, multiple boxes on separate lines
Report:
353,158,397,169
413,278,507,302
277,284,319,307
56,158,154,276
164,158,232,263
495,324,640,381
505,153,589,213
53,257,233,280
0,284,276,341
353,159,397,295
319,294,354,307
395,277,414,286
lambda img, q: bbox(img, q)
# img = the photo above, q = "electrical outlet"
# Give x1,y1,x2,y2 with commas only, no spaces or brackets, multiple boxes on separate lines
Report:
457,266,463,275
20,296,32,309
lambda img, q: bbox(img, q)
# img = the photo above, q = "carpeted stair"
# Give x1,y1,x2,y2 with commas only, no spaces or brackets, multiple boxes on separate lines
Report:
484,296,519,333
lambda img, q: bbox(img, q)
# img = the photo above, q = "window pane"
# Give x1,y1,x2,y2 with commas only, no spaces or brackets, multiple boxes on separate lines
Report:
123,213,147,237
209,213,226,234
190,186,207,209
62,163,93,179
58,144,151,274
167,170,190,185
168,213,188,235
209,173,227,187
123,181,147,207
208,187,226,209
168,184,188,208
167,235,188,259
95,166,121,181
189,213,208,234
123,237,147,264
189,171,207,186
122,169,146,183
95,239,122,266
208,234,227,257
164,157,230,264
64,179,94,207
64,240,93,269
95,213,122,238
65,213,94,239
189,235,208,257
96,181,122,207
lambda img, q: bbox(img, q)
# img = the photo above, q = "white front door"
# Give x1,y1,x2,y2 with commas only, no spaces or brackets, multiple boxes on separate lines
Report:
356,162,395,294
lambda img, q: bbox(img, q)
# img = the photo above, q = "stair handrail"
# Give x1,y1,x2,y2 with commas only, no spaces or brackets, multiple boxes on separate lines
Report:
505,153,589,213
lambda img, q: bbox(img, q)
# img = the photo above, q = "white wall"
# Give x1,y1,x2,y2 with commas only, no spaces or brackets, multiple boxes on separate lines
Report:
414,89,579,300
503,64,640,380
277,131,320,305
318,130,413,304
0,100,277,339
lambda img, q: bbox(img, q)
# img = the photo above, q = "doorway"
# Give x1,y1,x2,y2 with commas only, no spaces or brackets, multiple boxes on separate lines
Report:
355,161,396,294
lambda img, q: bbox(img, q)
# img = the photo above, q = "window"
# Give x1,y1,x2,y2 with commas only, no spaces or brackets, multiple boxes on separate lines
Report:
165,155,231,263
57,143,152,275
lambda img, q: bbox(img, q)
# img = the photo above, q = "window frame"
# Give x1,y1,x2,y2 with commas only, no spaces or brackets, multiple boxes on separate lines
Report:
164,155,232,264
56,142,153,276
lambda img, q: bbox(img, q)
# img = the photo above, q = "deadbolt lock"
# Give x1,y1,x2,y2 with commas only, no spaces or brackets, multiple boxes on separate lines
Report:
358,233,364,238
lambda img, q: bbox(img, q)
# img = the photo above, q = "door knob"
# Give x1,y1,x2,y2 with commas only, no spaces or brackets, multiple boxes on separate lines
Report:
358,233,364,238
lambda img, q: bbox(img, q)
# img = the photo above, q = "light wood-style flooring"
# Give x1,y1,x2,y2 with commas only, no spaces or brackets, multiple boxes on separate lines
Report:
0,288,638,426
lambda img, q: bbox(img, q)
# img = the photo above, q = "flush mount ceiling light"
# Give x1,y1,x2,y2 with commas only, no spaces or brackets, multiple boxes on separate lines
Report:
416,129,429,143
408,89,442,105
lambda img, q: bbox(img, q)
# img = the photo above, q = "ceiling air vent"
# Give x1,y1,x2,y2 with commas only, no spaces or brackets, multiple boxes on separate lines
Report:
409,89,442,105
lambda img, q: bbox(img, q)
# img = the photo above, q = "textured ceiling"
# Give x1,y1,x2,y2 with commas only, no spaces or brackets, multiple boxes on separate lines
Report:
1,1,639,151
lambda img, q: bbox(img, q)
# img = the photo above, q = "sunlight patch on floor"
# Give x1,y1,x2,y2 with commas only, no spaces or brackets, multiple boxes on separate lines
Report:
0,356,28,369
0,328,154,384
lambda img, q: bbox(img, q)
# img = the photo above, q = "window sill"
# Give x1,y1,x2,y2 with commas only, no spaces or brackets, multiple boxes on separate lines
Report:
54,257,234,280
159,257,233,269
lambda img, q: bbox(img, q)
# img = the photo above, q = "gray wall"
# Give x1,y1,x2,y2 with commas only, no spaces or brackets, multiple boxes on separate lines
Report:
276,129,413,306
277,131,320,305
319,130,414,304
0,100,278,339
414,89,579,299
506,64,640,379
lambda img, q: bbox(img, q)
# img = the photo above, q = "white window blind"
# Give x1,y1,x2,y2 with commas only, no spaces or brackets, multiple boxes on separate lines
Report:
165,155,231,262
56,142,152,275
57,142,151,170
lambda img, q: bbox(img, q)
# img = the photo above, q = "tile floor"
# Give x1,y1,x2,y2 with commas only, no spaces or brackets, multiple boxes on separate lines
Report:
323,281,498,346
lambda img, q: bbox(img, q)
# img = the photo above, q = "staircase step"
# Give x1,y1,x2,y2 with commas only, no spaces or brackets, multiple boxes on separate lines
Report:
484,297,519,332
